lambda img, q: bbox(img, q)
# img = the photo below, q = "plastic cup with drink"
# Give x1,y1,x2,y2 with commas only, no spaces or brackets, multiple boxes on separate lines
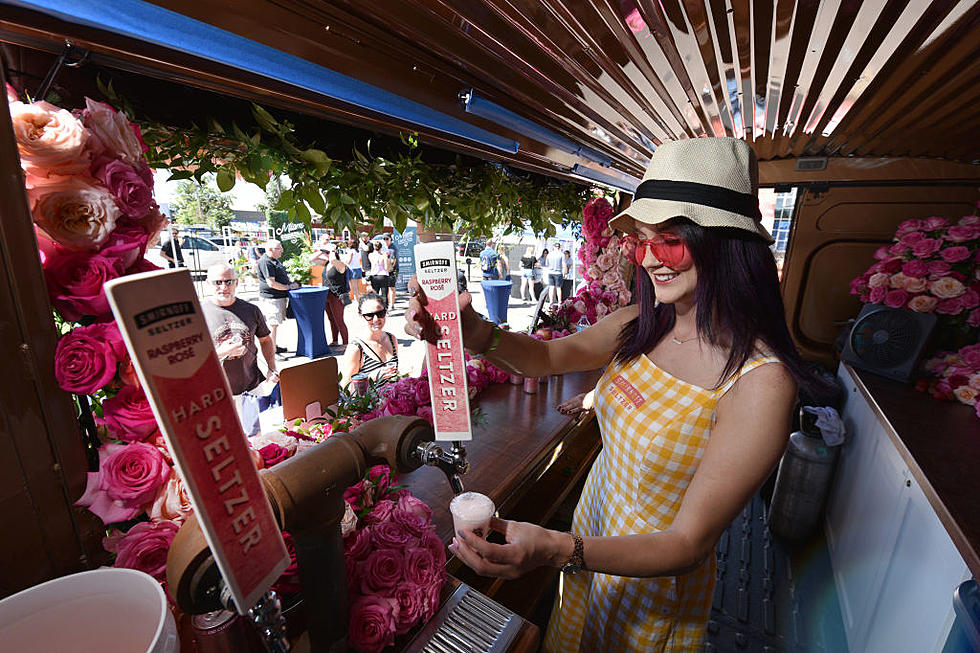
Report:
449,492,495,540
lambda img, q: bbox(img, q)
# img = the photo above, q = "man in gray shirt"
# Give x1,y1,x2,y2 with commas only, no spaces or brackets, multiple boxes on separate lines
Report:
203,263,278,435
545,243,567,304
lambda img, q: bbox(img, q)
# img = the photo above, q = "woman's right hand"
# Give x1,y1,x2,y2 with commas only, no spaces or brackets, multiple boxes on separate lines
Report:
557,390,595,416
404,276,478,344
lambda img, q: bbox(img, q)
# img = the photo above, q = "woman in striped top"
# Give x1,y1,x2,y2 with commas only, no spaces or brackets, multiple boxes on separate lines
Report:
342,293,399,386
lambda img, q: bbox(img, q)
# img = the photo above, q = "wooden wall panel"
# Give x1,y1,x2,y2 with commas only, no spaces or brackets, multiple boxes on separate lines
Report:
781,184,980,368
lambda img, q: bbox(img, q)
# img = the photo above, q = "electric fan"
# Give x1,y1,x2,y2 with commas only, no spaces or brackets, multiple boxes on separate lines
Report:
841,304,937,381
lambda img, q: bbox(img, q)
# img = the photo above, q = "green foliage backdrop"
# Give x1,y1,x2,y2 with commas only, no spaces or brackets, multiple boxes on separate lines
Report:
101,80,589,238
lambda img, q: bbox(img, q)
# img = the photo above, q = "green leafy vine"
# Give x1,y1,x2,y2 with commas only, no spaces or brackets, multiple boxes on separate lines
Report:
100,79,588,236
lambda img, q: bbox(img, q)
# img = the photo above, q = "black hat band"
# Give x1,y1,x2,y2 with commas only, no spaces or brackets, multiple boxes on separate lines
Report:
633,179,761,221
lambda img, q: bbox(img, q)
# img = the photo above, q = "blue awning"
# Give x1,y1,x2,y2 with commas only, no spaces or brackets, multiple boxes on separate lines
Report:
3,0,520,154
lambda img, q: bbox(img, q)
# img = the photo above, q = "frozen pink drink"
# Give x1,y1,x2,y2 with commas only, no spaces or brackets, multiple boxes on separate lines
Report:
449,492,495,539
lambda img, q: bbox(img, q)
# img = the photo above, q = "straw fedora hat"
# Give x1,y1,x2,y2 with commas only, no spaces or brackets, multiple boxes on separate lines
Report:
609,137,773,243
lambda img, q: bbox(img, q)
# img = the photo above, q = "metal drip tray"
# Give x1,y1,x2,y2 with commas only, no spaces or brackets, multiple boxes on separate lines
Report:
404,583,522,653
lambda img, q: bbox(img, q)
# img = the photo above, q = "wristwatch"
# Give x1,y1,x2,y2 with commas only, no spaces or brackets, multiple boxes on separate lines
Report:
560,532,586,575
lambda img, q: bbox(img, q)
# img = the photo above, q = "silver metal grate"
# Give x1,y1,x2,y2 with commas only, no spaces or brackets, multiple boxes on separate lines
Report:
404,583,522,653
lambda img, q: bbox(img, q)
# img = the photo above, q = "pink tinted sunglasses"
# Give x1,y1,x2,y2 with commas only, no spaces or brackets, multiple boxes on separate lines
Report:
619,233,693,270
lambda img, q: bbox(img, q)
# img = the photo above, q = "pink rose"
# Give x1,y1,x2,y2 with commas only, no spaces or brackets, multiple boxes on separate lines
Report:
936,297,967,315
969,308,980,328
961,215,980,226
98,386,157,441
105,520,178,580
365,499,397,526
415,405,433,424
902,259,929,277
889,242,910,256
367,465,392,492
348,595,398,653
867,272,890,288
883,289,909,309
911,238,942,258
43,249,124,322
404,547,437,587
928,260,952,276
92,158,154,218
76,442,170,524
940,246,971,263
413,381,431,406
344,479,374,512
394,494,432,523
54,322,126,394
98,219,150,271
930,277,966,299
148,469,194,523
392,583,426,634
8,99,90,177
899,231,926,245
259,442,290,467
81,98,145,166
29,177,121,250
344,526,374,562
422,580,442,621
873,245,890,260
961,288,979,309
962,345,980,368
869,286,887,303
907,295,938,312
421,530,447,568
360,548,405,596
372,520,416,550
896,219,924,235
945,225,980,242
923,216,950,231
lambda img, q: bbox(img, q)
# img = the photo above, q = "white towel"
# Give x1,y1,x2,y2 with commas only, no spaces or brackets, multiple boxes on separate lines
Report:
803,406,846,446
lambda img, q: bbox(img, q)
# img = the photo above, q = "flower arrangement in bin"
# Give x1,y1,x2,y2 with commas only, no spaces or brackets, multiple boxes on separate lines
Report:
341,465,447,653
849,213,980,334
917,344,980,420
539,197,632,335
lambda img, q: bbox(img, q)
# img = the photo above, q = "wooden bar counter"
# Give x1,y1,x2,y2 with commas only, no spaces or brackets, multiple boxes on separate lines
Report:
399,369,605,618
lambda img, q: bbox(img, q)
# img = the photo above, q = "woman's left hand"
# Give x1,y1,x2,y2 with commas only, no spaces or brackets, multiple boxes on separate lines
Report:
449,517,567,580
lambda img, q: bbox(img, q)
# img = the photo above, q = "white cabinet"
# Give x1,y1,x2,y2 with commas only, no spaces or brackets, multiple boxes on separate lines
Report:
825,365,968,653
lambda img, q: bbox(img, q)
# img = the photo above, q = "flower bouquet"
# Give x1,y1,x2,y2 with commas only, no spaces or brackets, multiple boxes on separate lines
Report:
342,466,447,653
916,344,980,420
849,214,980,336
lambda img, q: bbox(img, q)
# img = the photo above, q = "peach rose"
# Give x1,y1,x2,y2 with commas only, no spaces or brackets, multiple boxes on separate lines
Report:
888,273,911,289
907,295,938,312
867,272,890,288
29,177,120,250
148,469,194,523
953,385,978,406
929,277,966,299
81,98,145,165
905,277,928,293
8,100,90,178
969,373,980,392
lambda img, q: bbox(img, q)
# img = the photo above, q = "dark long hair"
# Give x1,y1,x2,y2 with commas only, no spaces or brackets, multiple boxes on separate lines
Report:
616,219,828,398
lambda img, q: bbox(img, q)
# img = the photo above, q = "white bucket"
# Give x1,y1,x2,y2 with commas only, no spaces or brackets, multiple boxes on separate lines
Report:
0,568,178,653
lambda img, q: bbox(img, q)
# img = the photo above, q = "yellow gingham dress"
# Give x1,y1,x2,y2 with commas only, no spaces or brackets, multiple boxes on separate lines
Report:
543,352,782,652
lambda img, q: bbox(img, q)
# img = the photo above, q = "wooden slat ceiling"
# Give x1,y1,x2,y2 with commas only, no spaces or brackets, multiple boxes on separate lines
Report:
4,0,980,183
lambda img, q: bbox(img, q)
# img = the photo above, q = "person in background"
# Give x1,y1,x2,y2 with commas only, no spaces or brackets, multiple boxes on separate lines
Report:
368,240,391,303
346,239,364,301
256,239,299,355
246,237,262,278
202,263,277,436
310,242,350,350
342,293,399,386
405,137,831,653
545,243,567,303
564,249,574,292
359,231,373,276
519,246,538,302
382,233,398,308
480,238,501,280
159,225,184,268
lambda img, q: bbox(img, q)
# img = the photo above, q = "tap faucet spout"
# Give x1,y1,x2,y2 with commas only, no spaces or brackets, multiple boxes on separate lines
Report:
415,440,469,495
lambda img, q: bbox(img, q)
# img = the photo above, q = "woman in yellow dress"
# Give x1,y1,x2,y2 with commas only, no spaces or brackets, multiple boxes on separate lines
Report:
406,138,828,652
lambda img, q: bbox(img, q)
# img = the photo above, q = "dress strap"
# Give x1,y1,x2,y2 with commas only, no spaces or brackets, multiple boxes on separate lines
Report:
716,353,783,396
